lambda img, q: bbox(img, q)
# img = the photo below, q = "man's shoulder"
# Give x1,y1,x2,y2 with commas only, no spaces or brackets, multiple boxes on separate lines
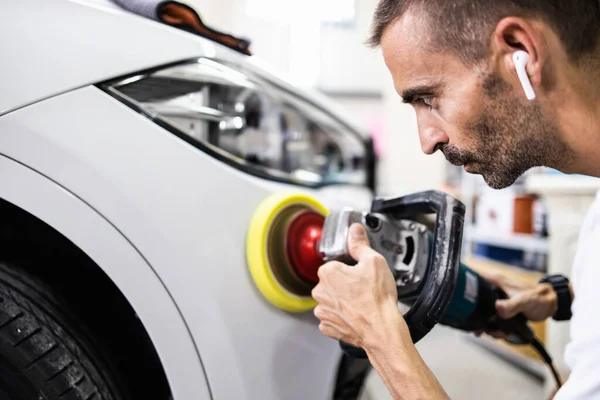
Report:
579,188,600,230
568,188,600,283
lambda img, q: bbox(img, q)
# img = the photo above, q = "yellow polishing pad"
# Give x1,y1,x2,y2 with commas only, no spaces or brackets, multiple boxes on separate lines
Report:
246,191,328,313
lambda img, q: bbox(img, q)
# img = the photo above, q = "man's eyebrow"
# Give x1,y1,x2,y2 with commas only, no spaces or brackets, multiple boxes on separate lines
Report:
401,83,443,104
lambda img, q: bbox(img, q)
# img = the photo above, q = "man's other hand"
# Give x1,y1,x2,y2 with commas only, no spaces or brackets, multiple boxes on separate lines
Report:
311,223,407,350
474,269,559,339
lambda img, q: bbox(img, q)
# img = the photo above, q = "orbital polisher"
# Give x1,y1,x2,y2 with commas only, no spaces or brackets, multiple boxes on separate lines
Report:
246,190,562,389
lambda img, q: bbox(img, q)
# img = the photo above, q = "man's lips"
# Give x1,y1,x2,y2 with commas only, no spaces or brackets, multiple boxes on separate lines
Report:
446,157,476,171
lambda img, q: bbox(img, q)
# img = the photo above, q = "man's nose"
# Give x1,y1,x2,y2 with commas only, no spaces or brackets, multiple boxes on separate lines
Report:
418,126,449,155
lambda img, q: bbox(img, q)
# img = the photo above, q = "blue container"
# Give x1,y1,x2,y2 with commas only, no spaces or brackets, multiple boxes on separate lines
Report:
473,243,524,268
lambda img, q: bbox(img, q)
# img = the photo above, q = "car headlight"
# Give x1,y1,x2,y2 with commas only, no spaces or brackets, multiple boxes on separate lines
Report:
101,57,374,188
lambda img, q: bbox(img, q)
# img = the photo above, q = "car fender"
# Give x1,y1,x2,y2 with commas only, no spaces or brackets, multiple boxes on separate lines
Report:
0,154,212,400
0,83,375,399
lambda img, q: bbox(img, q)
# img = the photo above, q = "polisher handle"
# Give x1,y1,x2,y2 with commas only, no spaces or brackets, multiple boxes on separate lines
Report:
340,190,465,358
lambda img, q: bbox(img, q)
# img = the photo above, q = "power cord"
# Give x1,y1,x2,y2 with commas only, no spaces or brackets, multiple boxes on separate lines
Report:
530,336,562,390
493,310,563,391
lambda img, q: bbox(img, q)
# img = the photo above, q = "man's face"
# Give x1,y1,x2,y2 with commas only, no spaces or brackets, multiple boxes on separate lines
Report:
380,12,567,189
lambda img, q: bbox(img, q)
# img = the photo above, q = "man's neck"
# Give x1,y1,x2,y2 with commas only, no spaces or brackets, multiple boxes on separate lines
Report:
553,58,600,177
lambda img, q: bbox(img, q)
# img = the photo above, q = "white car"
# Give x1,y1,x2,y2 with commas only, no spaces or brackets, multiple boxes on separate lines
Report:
0,1,376,399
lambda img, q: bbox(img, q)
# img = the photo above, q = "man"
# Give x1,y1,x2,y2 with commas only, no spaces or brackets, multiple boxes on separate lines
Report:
311,1,600,399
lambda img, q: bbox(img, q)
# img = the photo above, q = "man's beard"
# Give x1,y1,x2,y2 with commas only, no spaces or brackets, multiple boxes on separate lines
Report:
441,74,572,189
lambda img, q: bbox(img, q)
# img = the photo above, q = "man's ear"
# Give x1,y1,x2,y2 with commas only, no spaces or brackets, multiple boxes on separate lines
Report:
489,17,547,91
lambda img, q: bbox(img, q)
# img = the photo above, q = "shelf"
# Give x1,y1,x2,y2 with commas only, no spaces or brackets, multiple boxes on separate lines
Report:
465,226,549,253
526,174,600,196
466,256,544,278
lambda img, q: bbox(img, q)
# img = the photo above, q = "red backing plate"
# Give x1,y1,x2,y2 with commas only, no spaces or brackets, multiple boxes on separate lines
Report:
285,210,325,285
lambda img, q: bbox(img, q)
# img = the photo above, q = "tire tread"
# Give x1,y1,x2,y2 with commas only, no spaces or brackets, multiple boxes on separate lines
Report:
0,262,120,399
25,342,58,368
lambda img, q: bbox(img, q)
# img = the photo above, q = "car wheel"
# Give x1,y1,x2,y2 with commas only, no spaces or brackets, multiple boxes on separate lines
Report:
0,261,124,400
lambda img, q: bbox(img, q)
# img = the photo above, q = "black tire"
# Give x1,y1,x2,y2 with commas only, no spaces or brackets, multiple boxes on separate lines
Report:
0,261,125,400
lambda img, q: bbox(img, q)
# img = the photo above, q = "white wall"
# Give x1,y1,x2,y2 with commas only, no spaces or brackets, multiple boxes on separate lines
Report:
317,0,387,94
184,0,236,32
187,0,384,93
376,73,447,196
185,0,292,74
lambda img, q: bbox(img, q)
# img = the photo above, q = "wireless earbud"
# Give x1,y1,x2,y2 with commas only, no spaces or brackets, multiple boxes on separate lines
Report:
512,50,536,100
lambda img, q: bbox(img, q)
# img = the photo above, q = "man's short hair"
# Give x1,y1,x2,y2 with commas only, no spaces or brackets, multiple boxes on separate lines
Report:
368,0,600,64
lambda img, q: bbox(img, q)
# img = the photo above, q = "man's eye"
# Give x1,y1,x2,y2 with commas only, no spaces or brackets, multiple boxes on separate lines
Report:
422,97,433,107
413,96,435,110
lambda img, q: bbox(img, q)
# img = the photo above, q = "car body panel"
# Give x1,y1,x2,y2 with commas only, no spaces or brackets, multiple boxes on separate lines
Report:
0,153,212,400
0,85,372,399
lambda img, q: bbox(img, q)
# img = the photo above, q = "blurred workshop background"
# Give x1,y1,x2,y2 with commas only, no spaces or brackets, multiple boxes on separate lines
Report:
151,0,598,398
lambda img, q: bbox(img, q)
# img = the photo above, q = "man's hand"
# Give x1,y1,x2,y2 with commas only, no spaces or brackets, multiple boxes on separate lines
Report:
484,270,558,320
312,223,450,400
311,223,408,350
475,269,559,338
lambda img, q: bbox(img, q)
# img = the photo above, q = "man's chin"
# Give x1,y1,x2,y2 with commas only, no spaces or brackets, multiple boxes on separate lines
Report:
463,162,476,173
481,171,519,190
461,162,526,189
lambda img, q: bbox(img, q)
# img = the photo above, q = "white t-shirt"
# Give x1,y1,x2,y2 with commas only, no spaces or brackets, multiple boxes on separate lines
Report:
554,189,600,399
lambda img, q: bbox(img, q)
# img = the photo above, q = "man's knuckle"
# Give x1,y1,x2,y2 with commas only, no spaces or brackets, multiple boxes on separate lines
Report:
367,253,385,265
316,267,325,280
312,285,327,302
362,254,374,264
311,286,321,300
313,305,323,319
318,263,332,278
320,261,346,278
318,322,331,336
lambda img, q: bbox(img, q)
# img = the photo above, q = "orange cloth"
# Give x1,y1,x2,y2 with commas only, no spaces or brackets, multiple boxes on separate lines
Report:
158,1,252,55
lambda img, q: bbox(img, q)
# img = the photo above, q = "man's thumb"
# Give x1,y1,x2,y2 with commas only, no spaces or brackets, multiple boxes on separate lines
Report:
496,295,524,319
347,223,372,261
